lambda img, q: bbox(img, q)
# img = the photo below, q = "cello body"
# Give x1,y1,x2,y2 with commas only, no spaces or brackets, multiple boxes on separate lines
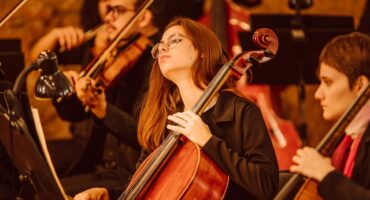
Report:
294,179,322,200
128,136,229,200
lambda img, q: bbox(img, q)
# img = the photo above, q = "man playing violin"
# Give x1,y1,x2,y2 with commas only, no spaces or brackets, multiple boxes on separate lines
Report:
289,32,370,200
30,0,204,198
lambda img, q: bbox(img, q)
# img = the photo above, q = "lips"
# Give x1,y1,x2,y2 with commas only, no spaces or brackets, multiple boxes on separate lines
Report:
159,55,170,63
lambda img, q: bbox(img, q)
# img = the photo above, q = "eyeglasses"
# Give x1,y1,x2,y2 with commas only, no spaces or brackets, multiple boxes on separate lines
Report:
106,5,135,19
151,33,191,59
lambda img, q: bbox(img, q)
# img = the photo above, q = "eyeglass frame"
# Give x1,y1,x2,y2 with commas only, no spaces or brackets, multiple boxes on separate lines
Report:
151,33,192,59
106,4,136,19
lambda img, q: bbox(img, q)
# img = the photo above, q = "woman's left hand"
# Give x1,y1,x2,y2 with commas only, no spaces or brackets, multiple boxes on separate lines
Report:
167,111,212,147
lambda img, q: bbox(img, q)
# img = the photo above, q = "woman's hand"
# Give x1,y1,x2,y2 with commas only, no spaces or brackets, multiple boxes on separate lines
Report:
167,111,212,147
74,187,109,200
75,77,107,119
290,147,335,181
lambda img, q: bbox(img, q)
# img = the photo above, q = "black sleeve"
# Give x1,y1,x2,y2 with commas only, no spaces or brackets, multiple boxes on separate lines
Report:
53,94,89,122
93,103,140,151
56,42,91,66
318,171,370,200
203,105,278,200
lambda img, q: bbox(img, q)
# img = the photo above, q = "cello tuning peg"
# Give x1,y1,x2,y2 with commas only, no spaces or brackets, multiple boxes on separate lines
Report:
249,56,260,66
264,50,276,59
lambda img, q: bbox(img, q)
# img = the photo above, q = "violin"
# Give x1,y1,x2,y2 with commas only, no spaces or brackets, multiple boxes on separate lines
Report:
274,83,370,200
118,28,279,200
81,33,151,88
78,0,154,92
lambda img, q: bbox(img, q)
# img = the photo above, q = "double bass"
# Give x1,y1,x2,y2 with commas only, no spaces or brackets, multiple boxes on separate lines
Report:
119,28,279,200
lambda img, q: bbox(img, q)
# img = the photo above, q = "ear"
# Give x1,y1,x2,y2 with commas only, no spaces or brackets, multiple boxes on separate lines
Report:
354,75,369,95
138,10,153,28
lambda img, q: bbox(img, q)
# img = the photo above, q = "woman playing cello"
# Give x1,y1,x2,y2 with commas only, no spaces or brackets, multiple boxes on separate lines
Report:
75,17,278,200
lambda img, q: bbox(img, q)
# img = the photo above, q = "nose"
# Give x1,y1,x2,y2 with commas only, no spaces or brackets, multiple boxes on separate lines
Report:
158,44,169,56
104,10,115,23
314,84,323,100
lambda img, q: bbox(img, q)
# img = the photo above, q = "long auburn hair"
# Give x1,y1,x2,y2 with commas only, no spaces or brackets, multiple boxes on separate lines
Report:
137,17,234,151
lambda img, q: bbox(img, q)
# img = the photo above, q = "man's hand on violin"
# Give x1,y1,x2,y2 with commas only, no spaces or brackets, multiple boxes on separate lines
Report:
51,26,84,51
290,147,335,182
167,111,212,147
75,77,107,119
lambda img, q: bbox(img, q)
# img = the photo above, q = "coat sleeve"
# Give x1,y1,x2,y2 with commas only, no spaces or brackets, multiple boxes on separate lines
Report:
202,105,279,200
94,103,140,151
53,94,89,122
318,171,370,200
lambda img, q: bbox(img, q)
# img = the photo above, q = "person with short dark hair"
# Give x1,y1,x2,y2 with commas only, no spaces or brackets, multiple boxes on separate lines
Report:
290,32,370,200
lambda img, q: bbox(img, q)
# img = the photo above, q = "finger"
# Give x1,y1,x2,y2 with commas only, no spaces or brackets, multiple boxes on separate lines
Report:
289,165,300,173
168,114,188,126
183,111,200,120
76,28,84,44
65,27,76,50
296,148,304,157
172,112,193,123
57,31,66,49
292,155,301,164
167,124,186,135
82,78,92,91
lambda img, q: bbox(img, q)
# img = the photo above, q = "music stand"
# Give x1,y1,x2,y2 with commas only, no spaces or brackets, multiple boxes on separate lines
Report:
239,14,355,84
0,90,66,200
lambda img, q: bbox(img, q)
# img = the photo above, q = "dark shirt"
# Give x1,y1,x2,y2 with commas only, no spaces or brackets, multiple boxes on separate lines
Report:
130,91,278,200
318,124,370,200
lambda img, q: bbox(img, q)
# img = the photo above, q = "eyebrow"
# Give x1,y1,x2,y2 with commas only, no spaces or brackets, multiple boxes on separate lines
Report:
160,33,180,43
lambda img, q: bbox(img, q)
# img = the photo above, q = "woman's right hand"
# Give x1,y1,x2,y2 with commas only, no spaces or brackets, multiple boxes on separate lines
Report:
74,187,109,200
51,26,84,51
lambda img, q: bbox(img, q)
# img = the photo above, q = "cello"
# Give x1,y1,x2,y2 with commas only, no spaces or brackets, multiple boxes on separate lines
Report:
274,83,370,200
119,28,279,200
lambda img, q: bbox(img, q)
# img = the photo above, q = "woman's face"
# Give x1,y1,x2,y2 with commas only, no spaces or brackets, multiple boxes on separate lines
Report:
314,62,358,121
155,25,199,82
